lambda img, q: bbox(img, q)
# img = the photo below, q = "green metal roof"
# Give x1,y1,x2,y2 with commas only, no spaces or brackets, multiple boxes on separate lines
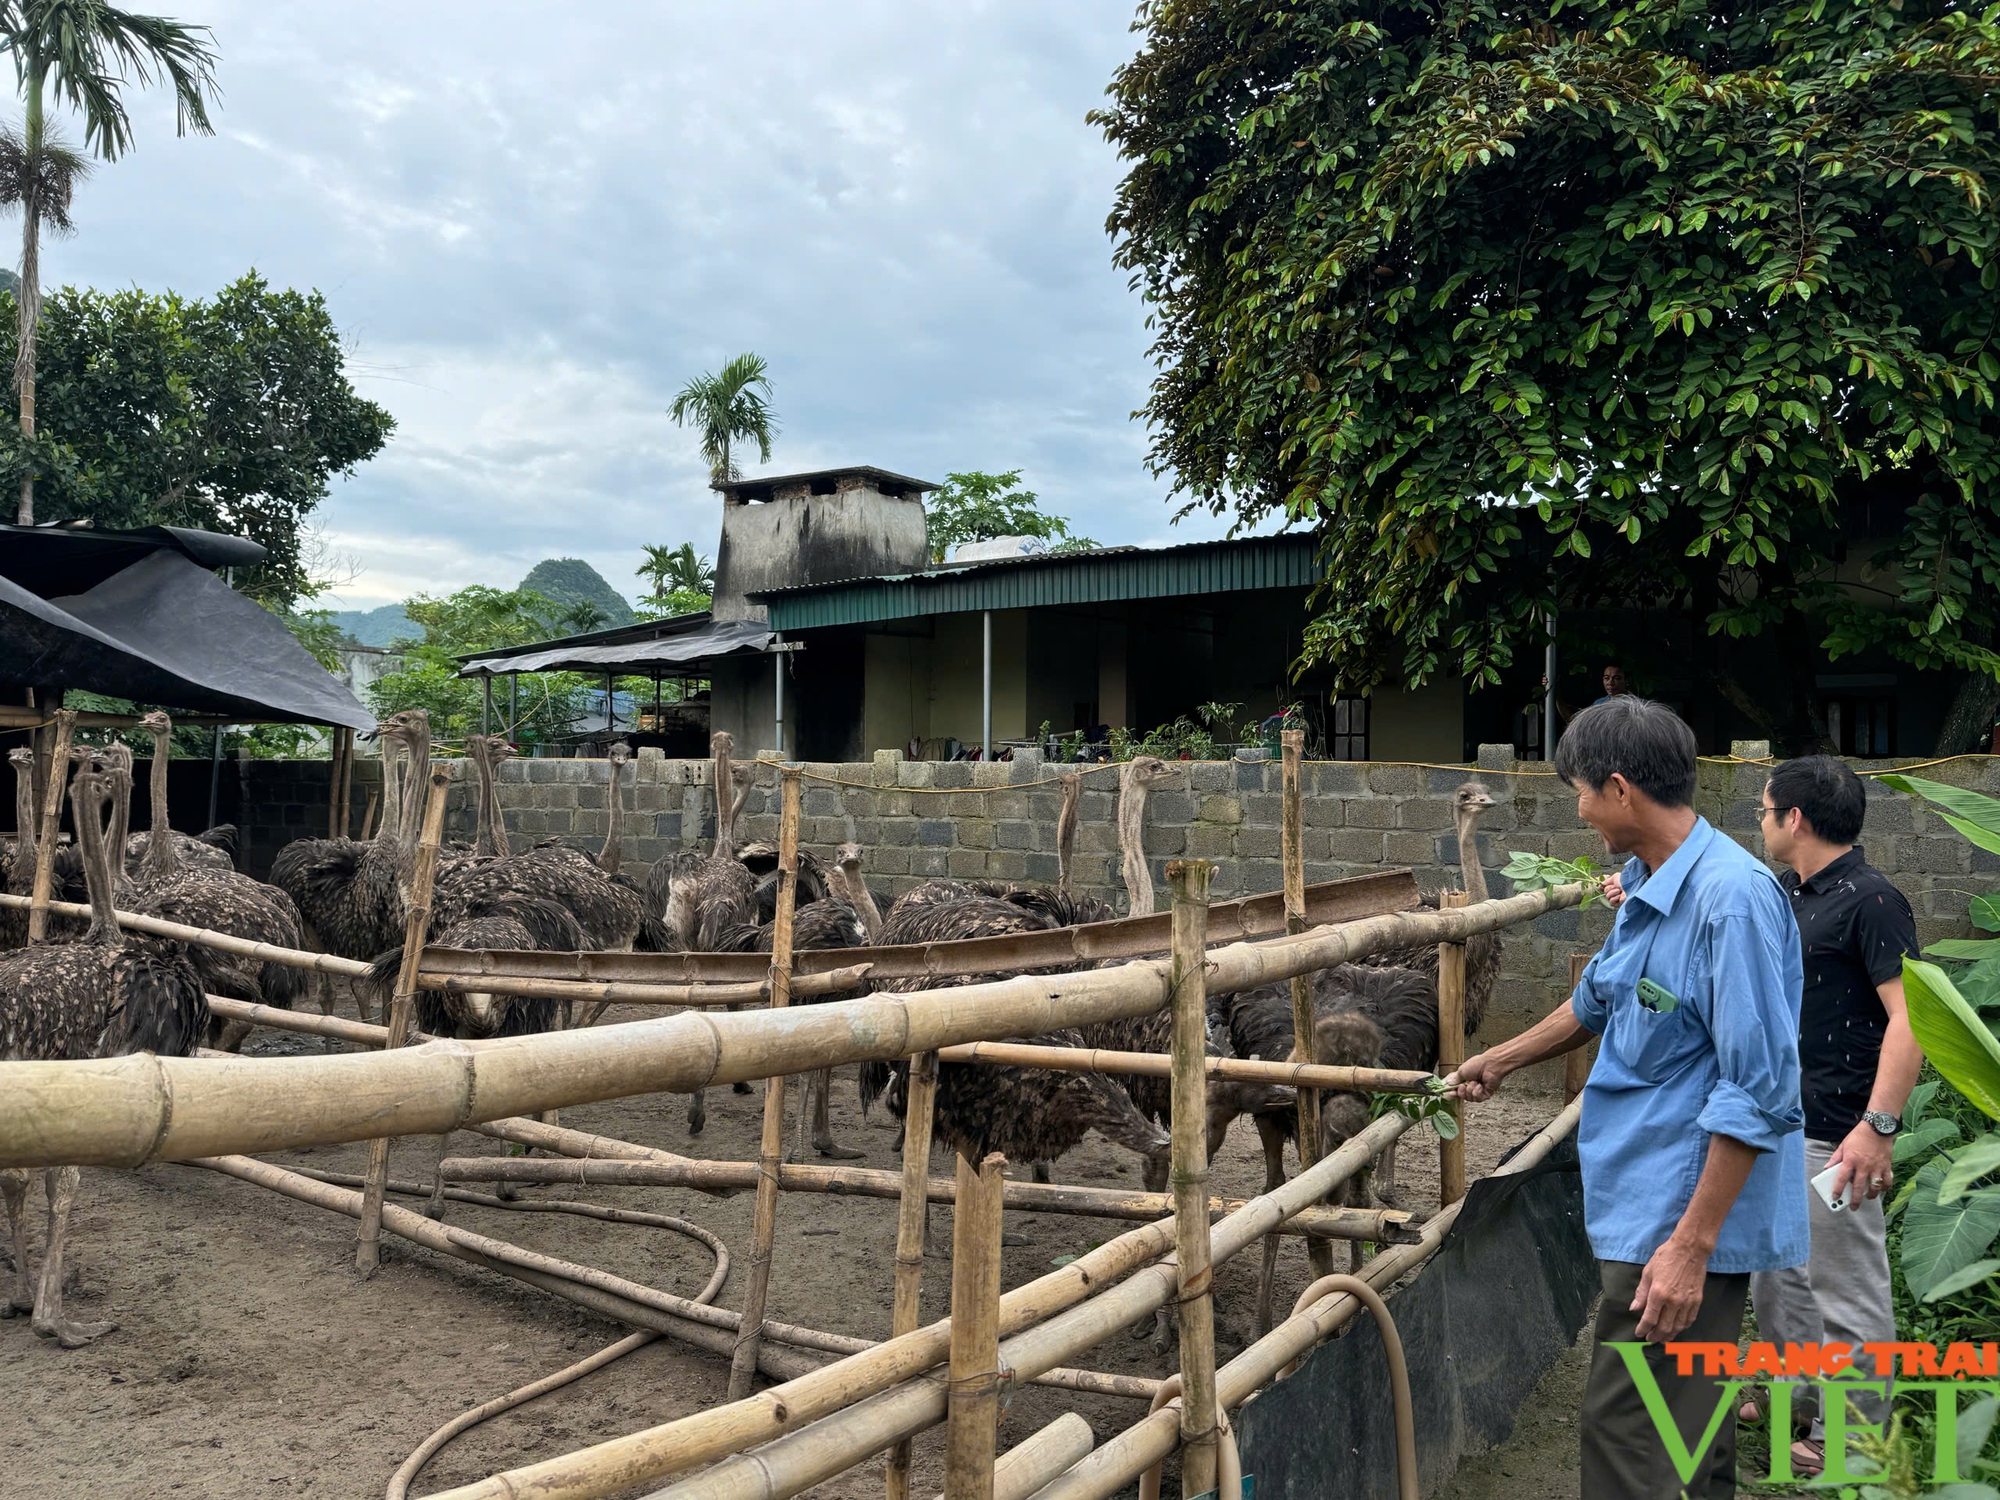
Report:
754,534,1317,630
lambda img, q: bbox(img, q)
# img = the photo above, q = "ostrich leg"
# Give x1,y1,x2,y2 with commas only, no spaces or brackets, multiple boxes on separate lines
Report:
811,1066,863,1158
32,1166,114,1347
1,1168,34,1315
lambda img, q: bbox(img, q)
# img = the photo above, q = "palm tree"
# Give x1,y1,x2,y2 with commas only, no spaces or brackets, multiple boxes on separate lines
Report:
0,1,219,525
638,541,714,599
668,352,776,484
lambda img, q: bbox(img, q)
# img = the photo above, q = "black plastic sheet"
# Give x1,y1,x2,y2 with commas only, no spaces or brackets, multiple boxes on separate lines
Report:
1231,1133,1595,1500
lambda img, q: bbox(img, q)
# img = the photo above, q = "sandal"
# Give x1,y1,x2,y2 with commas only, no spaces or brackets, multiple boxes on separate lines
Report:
1738,1396,1762,1424
1791,1439,1825,1478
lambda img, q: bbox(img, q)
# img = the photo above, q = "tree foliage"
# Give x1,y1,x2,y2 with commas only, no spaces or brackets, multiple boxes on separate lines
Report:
637,540,715,615
669,352,777,483
923,469,1098,563
0,273,395,605
1096,0,2000,746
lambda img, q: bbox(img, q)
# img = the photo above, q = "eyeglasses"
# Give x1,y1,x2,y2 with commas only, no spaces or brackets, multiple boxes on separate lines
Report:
1758,805,1793,823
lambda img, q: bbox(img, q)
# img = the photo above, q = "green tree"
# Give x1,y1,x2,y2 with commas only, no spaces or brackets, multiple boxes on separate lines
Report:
636,541,714,617
518,556,634,628
370,585,593,746
923,469,1097,564
0,275,394,605
668,352,776,483
0,0,219,526
1095,1,2000,753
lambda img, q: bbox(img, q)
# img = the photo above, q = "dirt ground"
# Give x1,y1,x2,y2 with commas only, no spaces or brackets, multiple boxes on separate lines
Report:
4,1014,1573,1500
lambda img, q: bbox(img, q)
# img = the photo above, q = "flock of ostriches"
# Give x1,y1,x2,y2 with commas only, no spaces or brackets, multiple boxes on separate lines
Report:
0,710,1503,1353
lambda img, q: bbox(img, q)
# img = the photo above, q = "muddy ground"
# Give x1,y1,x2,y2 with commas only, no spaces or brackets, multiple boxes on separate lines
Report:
5,1015,1574,1500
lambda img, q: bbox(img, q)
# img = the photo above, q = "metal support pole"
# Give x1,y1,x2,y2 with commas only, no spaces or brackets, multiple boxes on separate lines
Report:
482,677,493,736
1543,611,1558,759
606,672,615,734
207,724,224,831
774,637,785,759
981,610,992,761
508,674,519,738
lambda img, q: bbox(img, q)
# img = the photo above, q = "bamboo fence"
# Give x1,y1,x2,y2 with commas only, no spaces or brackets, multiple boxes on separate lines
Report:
0,884,1583,1170
1167,861,1220,1499
1436,889,1469,1208
944,1150,1007,1500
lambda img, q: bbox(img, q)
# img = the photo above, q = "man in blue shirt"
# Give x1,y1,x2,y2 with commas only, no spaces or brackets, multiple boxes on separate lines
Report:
1458,696,1808,1498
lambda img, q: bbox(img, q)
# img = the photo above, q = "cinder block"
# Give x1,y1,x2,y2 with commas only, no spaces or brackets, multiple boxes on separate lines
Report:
996,820,1033,850
1383,831,1433,865
957,819,995,850
918,820,953,847
1197,794,1242,826
987,791,1029,822
932,763,973,789
1141,824,1187,856
1149,791,1195,823
1302,795,1343,828
804,788,842,818
1312,763,1369,797
1327,830,1386,862
872,845,912,876
1186,825,1235,859
971,761,1013,788
947,849,989,878
949,793,987,819
1024,852,1061,884
897,762,935,789
878,820,917,847
987,850,1028,881
1398,798,1454,831
912,849,950,878
1234,826,1280,860
1189,762,1233,793
1367,764,1424,796
1346,798,1398,829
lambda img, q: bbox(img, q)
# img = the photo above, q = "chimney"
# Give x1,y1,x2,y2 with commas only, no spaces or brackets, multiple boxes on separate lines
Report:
710,466,935,621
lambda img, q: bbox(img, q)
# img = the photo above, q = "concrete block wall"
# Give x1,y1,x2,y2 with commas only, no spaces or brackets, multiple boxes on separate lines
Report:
231,747,2000,1049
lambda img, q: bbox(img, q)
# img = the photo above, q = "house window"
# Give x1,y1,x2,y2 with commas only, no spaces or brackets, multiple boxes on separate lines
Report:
1330,696,1369,761
1827,697,1895,757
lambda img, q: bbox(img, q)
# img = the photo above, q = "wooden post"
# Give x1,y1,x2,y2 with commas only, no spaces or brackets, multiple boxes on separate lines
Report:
337,727,356,838
943,1149,1007,1500
356,767,451,1274
1167,858,1220,1499
727,765,802,1399
1437,889,1469,1207
1279,728,1332,1280
327,727,348,838
1564,953,1592,1102
885,1047,940,1500
26,707,76,945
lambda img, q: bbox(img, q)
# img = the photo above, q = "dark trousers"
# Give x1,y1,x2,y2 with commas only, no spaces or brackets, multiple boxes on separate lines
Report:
1582,1259,1750,1500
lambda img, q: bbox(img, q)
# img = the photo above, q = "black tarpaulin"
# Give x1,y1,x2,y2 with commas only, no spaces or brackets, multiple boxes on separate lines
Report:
1230,1132,1596,1500
1,546,374,730
456,614,774,677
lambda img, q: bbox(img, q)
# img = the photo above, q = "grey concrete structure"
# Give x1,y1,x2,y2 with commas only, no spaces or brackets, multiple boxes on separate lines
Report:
227,746,1993,1050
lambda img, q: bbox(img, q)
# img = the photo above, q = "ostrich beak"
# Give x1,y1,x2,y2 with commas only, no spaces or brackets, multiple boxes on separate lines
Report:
463,990,496,1029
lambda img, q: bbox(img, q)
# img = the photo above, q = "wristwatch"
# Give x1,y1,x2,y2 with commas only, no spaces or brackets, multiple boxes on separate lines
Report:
1862,1110,1902,1137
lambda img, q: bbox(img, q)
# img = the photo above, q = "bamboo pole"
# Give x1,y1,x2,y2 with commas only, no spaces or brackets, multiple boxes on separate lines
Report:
729,766,802,1399
0,885,1583,1171
931,1413,1092,1500
1166,860,1220,1499
1564,952,1592,1102
328,727,349,838
1279,728,1331,1284
945,1150,1007,1500
628,1112,1415,1500
1024,1099,1585,1500
25,707,75,944
886,1047,939,1500
1436,889,1469,1208
357,767,451,1275
338,727,356,838
0,891,868,1003
438,1153,1413,1242
937,1041,1431,1094
205,994,436,1048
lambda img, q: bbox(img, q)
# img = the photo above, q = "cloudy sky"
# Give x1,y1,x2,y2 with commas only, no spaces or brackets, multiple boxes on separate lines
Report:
49,0,1244,611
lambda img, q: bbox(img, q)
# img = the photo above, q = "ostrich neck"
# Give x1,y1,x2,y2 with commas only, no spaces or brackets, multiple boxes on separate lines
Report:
141,728,176,882
375,739,405,851
399,720,433,847
1056,776,1081,893
74,780,122,948
486,751,512,857
1457,810,1490,904
713,750,735,858
471,742,497,858
1118,781,1152,918
600,758,624,876
839,864,882,939
108,757,132,886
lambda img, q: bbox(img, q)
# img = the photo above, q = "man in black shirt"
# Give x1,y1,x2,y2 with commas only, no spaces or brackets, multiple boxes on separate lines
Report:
1749,756,1923,1475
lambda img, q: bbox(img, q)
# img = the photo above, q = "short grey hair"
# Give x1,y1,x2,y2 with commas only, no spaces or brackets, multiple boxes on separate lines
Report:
1553,696,1698,808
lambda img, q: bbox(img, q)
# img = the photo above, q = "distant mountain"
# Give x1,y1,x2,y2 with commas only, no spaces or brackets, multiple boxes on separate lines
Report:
0,269,18,298
520,558,636,630
329,604,414,646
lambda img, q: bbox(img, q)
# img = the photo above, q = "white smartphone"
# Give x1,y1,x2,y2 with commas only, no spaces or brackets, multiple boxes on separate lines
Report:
1811,1162,1855,1213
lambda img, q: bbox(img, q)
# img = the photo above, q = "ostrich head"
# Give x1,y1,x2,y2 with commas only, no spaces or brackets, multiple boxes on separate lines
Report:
1453,781,1497,818
711,730,735,759
138,709,172,740
1451,781,1498,902
835,840,863,875
1124,755,1179,792
607,740,631,768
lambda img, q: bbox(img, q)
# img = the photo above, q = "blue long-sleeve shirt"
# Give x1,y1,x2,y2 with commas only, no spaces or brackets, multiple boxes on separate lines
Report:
1571,817,1809,1273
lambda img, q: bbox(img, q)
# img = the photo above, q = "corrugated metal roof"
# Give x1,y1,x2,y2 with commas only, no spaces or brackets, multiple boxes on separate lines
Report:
755,533,1317,630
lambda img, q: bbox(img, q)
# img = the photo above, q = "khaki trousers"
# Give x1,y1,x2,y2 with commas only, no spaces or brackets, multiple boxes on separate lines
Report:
1581,1259,1750,1500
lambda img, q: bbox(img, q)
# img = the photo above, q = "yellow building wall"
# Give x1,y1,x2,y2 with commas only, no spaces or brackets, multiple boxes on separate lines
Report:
927,610,1027,748
1368,677,1464,762
863,633,932,753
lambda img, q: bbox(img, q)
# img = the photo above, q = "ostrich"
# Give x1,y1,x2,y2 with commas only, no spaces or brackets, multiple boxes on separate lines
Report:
829,842,885,939
858,896,1172,1188
1117,755,1179,917
119,716,233,877
640,732,759,950
365,892,585,1218
717,896,873,1161
118,717,308,1050
270,713,414,1023
1360,782,1502,987
1,762,206,1346
597,741,630,877
1055,770,1083,894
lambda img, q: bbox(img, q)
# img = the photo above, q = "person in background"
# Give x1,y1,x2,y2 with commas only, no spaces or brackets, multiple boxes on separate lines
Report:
1595,662,1631,704
1744,756,1921,1476
1456,696,1807,1499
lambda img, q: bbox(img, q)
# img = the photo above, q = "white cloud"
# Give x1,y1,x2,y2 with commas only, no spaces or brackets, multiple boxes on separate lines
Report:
37,0,1246,610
